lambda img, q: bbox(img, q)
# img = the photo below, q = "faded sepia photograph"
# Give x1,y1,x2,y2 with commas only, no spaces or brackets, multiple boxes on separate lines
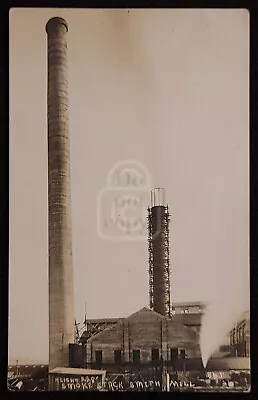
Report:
9,8,249,391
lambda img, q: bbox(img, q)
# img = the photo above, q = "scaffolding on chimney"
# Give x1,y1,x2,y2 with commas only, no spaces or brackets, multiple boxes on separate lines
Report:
148,189,171,318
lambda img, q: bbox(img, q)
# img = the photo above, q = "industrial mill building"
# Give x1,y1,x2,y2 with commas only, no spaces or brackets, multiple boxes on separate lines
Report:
84,307,199,371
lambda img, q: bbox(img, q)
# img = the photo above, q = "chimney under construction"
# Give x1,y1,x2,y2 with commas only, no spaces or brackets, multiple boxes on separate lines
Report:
46,17,75,371
148,188,171,317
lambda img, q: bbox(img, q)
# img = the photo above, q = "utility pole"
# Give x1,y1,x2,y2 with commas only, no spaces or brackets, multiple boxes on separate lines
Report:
84,302,87,331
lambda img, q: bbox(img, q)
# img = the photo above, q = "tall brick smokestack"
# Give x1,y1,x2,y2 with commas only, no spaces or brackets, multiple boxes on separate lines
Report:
148,188,171,317
46,17,74,371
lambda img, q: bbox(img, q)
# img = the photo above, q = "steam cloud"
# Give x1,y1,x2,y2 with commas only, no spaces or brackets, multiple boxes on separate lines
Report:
200,279,249,368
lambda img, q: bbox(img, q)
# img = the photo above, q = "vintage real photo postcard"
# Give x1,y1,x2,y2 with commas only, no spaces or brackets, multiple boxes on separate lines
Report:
9,8,249,392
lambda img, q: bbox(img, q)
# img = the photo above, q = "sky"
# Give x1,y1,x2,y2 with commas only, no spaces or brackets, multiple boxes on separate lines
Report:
9,8,249,363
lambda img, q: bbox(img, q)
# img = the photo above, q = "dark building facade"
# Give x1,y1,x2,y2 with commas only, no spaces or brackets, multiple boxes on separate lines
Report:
84,307,200,373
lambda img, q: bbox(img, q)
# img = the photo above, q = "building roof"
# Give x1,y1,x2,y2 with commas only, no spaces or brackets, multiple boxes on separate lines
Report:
173,301,207,308
87,307,198,343
86,318,120,324
85,309,204,329
85,302,207,322
49,367,106,375
127,306,167,320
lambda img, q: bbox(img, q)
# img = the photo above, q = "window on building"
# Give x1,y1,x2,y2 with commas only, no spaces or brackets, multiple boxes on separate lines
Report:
180,349,186,359
95,350,102,365
170,348,179,360
184,308,189,314
132,350,141,364
114,350,122,364
151,348,160,362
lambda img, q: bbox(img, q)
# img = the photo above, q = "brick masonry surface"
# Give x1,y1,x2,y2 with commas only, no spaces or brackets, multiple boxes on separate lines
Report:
46,17,75,371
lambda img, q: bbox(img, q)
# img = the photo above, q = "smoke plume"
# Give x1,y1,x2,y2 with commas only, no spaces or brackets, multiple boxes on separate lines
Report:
200,280,249,368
